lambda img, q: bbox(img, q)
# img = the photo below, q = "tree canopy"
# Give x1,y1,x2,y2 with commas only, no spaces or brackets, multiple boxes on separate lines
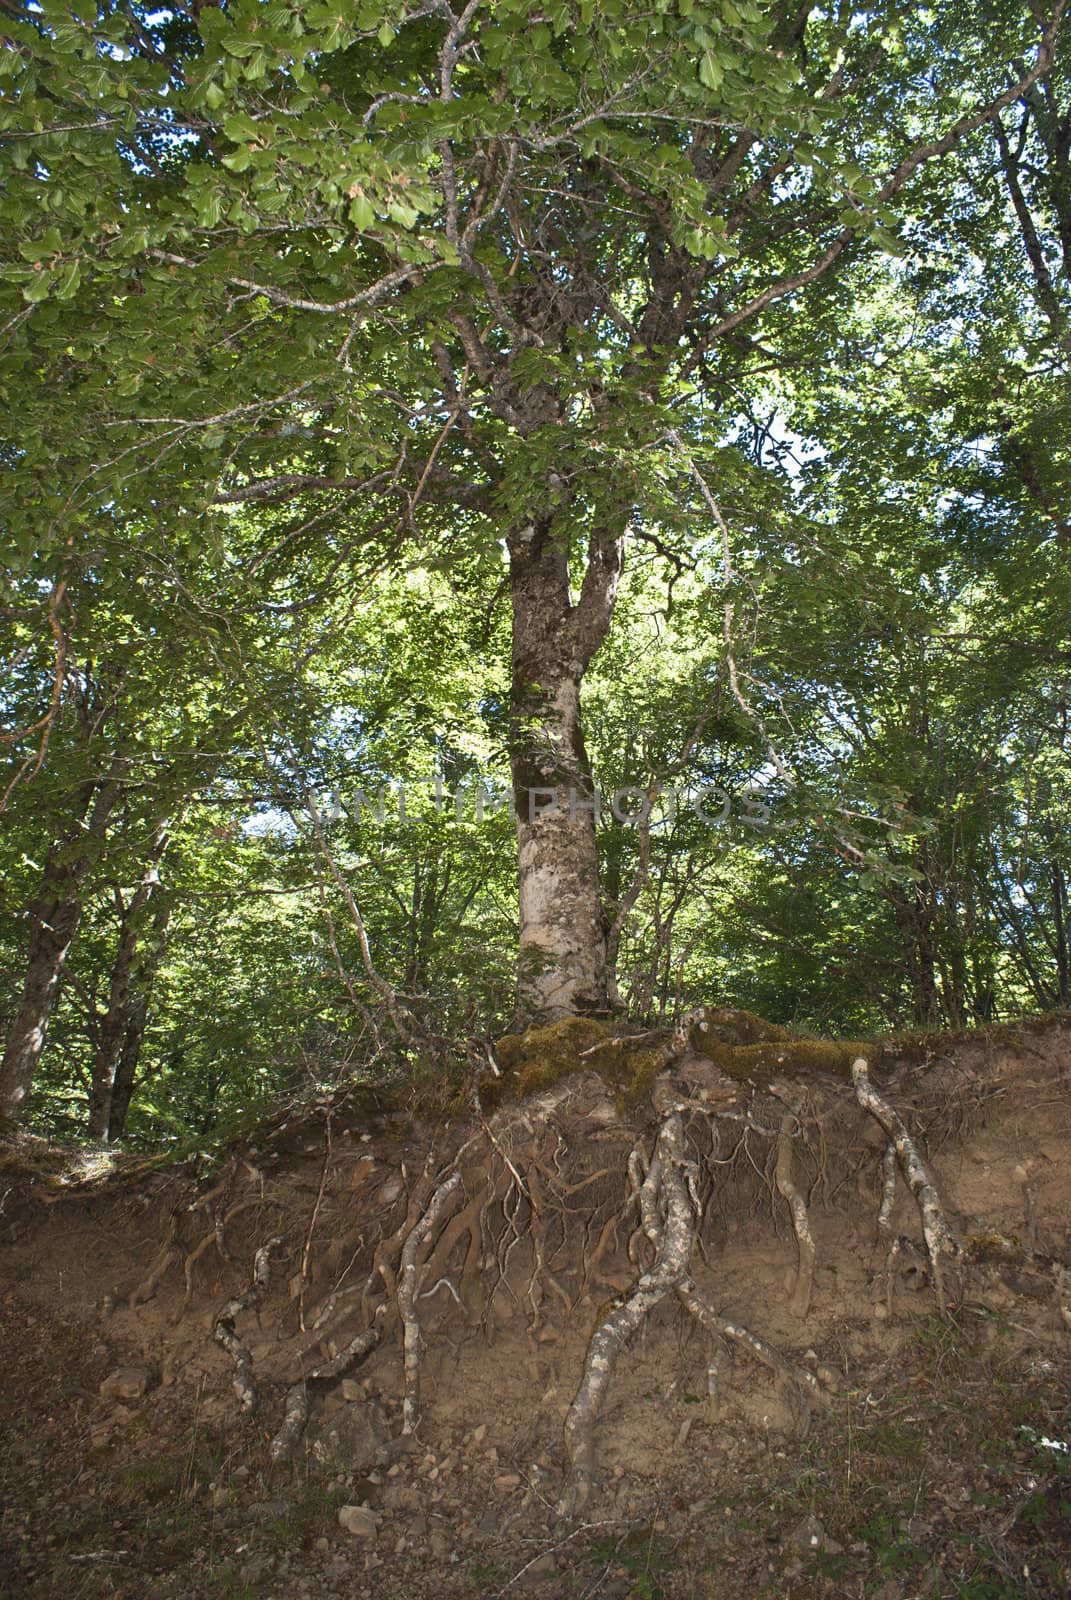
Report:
2,0,1070,1137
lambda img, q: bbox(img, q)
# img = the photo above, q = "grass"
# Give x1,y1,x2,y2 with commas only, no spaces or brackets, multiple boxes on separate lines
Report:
558,1309,1071,1600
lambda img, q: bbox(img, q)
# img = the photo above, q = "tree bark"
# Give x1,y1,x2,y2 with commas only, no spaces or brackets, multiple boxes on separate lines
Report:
890,879,942,1027
0,780,119,1120
104,891,173,1141
509,513,623,1019
86,822,171,1140
1052,859,1069,1006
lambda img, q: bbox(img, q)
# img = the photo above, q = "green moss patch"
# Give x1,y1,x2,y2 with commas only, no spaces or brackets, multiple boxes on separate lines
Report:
692,1032,874,1086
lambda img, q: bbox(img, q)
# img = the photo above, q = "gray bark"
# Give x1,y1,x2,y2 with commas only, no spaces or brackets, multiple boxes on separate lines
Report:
509,512,623,1018
0,780,119,1119
87,825,172,1140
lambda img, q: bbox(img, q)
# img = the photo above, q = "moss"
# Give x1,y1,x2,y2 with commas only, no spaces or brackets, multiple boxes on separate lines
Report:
962,1232,1020,1264
694,1034,874,1086
492,1009,882,1107
616,1045,674,1106
690,1007,791,1049
494,1016,620,1099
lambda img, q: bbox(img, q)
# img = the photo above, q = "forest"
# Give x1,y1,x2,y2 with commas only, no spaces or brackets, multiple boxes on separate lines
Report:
2,0,1070,1147
3,5,1071,1599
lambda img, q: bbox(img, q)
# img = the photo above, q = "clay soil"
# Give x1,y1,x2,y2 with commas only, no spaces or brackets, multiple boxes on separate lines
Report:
1,1015,1070,1600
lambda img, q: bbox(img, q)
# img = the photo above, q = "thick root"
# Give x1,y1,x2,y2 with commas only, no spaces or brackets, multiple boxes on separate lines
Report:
875,1141,900,1319
775,1110,815,1319
399,1170,462,1435
852,1059,959,1310
213,1239,280,1412
559,1111,694,1519
270,1314,385,1463
677,1281,830,1416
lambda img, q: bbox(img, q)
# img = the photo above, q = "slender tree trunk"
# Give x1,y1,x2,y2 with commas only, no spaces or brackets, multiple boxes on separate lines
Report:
0,780,119,1120
508,513,622,1019
105,893,172,1141
87,822,171,1139
890,881,942,1027
1052,860,1070,1006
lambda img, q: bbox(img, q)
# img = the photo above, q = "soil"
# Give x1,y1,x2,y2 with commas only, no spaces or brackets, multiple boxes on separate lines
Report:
1,1013,1070,1600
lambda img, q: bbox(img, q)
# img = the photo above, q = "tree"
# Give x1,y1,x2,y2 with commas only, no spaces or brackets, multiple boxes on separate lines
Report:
3,0,1062,1029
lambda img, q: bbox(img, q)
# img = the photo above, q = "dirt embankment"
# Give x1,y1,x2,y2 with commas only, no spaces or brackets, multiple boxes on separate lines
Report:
1,1011,1070,1599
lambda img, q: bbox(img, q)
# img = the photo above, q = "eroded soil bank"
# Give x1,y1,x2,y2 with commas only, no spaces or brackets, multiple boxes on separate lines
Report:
1,1011,1069,1599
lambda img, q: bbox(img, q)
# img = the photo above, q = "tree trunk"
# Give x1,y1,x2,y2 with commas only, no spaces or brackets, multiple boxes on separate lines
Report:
509,513,623,1019
1052,860,1069,1006
87,823,171,1140
105,892,172,1141
889,878,942,1027
0,781,119,1120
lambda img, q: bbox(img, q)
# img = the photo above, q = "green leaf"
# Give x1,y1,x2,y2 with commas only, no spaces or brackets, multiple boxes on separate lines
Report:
698,50,723,90
348,193,375,230
21,270,52,303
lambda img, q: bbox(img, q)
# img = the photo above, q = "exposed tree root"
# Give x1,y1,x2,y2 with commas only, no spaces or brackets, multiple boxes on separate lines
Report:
1056,1265,1071,1333
557,1102,832,1518
876,1142,897,1240
180,1196,262,1316
775,1108,815,1319
213,1238,280,1411
270,1310,385,1463
173,1022,1069,1519
559,1111,694,1519
398,1169,462,1435
129,1214,180,1308
873,1141,901,1318
852,1058,960,1310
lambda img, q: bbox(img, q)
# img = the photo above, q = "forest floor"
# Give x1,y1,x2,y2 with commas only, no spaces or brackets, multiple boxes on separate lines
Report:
1,1013,1070,1600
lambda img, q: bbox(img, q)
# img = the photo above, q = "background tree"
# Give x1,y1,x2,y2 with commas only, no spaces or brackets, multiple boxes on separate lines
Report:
2,0,1061,1025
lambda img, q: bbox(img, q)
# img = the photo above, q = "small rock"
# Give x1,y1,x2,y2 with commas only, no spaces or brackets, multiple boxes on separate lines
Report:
310,1402,386,1473
339,1504,380,1538
239,1553,275,1583
470,1424,487,1446
785,1514,841,1553
341,1378,363,1402
381,1483,421,1514
525,1553,556,1579
99,1366,151,1402
494,1473,521,1491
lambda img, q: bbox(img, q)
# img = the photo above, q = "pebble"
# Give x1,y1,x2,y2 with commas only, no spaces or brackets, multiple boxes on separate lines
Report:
339,1505,380,1538
99,1366,150,1402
